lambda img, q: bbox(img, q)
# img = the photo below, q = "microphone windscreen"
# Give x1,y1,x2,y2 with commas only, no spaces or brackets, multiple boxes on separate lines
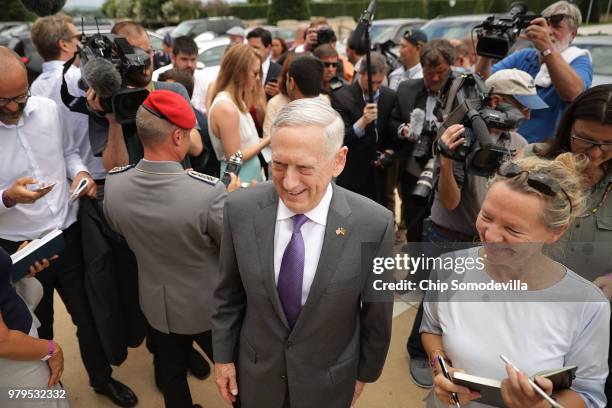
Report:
83,58,121,99
408,108,425,140
20,0,66,16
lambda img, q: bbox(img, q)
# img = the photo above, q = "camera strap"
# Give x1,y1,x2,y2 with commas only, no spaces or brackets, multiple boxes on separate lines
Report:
60,54,89,115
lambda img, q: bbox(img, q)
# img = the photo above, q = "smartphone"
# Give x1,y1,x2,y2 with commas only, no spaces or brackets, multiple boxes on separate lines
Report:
32,182,57,193
69,178,89,203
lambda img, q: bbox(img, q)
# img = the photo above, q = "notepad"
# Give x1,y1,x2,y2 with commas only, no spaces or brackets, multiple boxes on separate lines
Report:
453,365,577,408
10,229,64,282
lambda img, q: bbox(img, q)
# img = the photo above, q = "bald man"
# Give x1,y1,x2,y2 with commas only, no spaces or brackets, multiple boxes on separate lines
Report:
0,47,138,407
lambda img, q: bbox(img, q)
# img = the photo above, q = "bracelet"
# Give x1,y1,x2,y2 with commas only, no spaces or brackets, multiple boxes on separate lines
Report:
2,190,16,208
41,340,55,361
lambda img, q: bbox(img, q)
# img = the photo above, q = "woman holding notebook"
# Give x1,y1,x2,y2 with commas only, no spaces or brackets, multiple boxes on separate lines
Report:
421,154,610,408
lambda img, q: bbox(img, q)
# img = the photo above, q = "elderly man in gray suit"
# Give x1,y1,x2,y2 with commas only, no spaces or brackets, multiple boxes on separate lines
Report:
212,98,395,408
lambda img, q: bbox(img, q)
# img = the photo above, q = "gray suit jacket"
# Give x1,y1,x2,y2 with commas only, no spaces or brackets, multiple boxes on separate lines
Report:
212,182,394,408
104,160,226,335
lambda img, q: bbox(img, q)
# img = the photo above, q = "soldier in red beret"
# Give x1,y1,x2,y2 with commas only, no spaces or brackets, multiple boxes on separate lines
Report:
103,90,240,408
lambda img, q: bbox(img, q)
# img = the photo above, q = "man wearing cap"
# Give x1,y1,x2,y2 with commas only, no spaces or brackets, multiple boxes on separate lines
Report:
226,26,245,46
104,90,239,408
388,29,427,91
475,0,592,142
405,68,545,389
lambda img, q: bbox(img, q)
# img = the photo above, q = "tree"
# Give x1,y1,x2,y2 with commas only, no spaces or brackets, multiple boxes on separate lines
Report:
268,0,310,24
1,0,36,21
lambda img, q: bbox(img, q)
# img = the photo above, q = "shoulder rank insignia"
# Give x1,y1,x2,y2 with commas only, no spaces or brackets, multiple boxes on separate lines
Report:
108,164,135,174
187,170,220,186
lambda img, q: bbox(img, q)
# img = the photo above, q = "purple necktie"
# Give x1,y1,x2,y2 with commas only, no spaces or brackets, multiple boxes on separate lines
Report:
278,214,308,328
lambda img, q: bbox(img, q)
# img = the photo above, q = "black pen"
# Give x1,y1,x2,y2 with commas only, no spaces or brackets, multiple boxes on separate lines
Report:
438,355,461,408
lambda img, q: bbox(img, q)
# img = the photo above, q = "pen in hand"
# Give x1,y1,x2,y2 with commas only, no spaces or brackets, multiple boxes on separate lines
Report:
499,354,563,408
438,355,461,408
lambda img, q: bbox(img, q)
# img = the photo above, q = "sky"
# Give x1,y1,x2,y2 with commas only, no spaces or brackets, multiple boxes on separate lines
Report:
64,0,247,9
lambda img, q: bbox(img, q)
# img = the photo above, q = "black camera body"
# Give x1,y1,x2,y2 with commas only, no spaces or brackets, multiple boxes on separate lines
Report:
475,2,540,59
437,72,522,177
78,33,150,124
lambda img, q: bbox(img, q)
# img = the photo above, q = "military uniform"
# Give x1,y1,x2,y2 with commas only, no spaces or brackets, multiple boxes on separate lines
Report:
104,160,226,407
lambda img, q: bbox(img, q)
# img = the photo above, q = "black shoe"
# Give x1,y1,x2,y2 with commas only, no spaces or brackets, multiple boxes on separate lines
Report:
94,378,138,407
189,347,211,380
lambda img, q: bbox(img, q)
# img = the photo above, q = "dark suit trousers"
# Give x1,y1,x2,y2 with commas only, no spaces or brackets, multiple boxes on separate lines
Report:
0,222,112,387
149,327,213,408
399,171,431,242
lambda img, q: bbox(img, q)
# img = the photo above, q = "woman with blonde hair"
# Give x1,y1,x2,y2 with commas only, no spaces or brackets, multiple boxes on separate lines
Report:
422,154,610,408
208,44,269,182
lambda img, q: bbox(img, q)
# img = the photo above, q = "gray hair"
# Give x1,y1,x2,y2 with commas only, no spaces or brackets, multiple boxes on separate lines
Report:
135,106,177,145
270,98,344,158
542,1,582,31
357,51,389,75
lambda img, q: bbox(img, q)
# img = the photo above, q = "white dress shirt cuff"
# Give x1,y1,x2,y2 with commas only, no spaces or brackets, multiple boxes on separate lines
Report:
353,122,366,138
67,163,90,181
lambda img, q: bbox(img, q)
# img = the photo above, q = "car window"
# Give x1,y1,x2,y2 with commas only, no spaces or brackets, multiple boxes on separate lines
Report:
173,22,194,37
579,44,612,75
422,20,481,40
149,35,162,51
370,24,392,42
198,44,227,67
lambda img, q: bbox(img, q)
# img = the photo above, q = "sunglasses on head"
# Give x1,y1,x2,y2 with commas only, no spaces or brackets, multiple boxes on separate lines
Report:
546,14,568,27
497,162,573,215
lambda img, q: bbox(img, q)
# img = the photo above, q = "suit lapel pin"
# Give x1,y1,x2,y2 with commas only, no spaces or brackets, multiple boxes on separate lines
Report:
335,227,346,236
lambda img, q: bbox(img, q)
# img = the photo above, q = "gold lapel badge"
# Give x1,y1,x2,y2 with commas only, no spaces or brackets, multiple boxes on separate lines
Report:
335,227,346,236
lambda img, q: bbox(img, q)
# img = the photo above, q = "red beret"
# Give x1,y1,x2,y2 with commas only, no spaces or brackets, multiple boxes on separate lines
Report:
142,90,196,129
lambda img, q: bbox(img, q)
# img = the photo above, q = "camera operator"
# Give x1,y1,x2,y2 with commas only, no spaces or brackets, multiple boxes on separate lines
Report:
104,90,241,408
293,17,329,53
29,14,107,187
475,0,592,143
390,39,454,244
330,52,396,206
388,29,427,91
405,69,543,389
87,21,203,171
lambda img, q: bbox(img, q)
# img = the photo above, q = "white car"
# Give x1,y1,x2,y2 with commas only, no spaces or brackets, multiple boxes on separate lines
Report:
196,37,230,68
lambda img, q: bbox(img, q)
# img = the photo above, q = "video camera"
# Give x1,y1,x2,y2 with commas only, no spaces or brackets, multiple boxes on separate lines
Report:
61,30,150,125
436,71,524,177
474,1,540,60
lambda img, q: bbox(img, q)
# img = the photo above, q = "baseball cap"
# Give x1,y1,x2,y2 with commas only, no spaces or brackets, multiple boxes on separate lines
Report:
226,26,245,37
485,69,548,110
142,90,196,129
403,29,428,47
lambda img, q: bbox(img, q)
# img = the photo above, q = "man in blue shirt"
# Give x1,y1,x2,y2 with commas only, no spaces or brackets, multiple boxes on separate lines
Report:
475,0,592,143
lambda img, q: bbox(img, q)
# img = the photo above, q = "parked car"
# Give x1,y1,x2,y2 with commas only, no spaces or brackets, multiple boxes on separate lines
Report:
0,23,42,84
370,18,427,45
246,25,296,48
420,14,489,41
155,26,176,37
573,35,612,86
196,37,230,68
172,17,245,39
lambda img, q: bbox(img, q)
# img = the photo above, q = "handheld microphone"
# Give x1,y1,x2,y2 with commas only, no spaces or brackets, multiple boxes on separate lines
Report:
20,0,67,16
407,108,425,141
82,58,122,99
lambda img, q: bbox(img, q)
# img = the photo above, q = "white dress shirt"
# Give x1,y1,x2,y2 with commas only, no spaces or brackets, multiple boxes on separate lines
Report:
261,56,271,84
388,62,423,91
274,184,333,306
0,96,86,241
152,64,210,113
30,60,107,180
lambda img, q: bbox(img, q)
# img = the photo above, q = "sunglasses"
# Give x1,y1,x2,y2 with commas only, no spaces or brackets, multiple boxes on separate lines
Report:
570,133,612,152
546,14,568,28
497,162,573,215
0,91,30,108
322,61,337,68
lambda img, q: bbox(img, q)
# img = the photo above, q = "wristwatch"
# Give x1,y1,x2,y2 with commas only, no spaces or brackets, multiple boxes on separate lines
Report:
540,47,554,57
41,340,55,361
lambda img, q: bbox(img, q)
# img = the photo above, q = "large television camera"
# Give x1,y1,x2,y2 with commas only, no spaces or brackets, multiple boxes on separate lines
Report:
61,31,150,124
436,71,524,177
474,1,539,60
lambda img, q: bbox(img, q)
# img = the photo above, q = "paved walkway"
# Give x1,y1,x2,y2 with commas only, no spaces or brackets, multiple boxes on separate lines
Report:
53,296,428,407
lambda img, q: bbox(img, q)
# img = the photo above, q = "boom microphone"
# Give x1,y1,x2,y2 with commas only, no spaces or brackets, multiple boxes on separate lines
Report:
348,0,376,54
83,58,122,99
408,108,425,141
20,0,67,16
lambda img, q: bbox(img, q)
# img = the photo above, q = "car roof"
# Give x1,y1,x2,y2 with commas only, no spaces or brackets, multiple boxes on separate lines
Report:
573,35,612,45
372,18,427,25
425,14,490,23
180,17,242,25
196,36,230,51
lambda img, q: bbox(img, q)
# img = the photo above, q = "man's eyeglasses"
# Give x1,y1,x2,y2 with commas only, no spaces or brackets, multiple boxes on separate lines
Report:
0,91,30,108
570,133,612,152
546,14,568,28
497,162,573,215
